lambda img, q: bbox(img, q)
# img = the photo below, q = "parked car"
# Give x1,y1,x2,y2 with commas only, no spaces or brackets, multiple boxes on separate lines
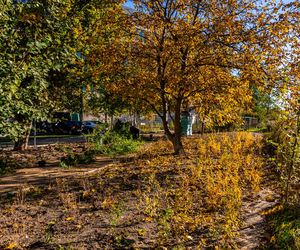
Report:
82,121,97,134
54,121,83,135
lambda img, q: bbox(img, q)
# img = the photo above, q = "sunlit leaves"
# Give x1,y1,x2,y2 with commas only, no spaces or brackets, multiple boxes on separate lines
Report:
105,1,293,152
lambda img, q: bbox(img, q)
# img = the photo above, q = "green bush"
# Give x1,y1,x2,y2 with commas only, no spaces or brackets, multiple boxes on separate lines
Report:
265,112,299,204
60,129,142,168
85,123,107,150
59,150,96,168
87,128,142,156
113,120,131,138
86,124,142,155
96,131,142,156
0,158,13,175
268,206,300,250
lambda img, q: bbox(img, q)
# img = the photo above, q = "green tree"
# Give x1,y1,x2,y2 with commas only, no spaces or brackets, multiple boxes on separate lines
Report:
0,0,76,150
252,87,279,128
59,0,127,123
0,0,124,149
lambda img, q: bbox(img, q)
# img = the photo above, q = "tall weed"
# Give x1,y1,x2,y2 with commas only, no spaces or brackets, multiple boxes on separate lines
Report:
137,132,263,247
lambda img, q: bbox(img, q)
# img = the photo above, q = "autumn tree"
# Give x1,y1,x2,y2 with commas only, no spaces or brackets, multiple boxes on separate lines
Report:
103,0,291,154
196,83,252,134
62,0,128,123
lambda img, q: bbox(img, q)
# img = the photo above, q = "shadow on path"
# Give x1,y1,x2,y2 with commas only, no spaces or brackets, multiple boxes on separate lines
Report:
0,156,133,196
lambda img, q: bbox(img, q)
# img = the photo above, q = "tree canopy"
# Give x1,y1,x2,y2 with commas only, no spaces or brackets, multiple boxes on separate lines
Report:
0,0,298,154
0,0,77,148
0,0,124,149
98,0,293,154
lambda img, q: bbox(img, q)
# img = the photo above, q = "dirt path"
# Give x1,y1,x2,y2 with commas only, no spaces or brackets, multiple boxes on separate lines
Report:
237,163,281,249
237,188,279,249
0,156,128,196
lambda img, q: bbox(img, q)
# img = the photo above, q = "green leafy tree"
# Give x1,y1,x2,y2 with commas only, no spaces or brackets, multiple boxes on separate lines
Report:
0,0,124,149
0,0,76,150
252,87,279,128
58,0,127,123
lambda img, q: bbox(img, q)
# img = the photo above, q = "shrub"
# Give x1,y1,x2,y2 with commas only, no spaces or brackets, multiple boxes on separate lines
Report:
96,131,142,156
137,132,263,247
85,123,107,149
85,123,142,155
0,158,14,175
59,150,96,168
266,112,299,204
267,206,300,250
113,120,131,138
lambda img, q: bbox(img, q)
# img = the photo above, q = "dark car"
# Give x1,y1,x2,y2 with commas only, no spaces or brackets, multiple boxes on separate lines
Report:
82,121,97,134
54,121,83,135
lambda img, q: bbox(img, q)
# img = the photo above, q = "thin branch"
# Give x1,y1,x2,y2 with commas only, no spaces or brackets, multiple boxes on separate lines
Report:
141,98,163,119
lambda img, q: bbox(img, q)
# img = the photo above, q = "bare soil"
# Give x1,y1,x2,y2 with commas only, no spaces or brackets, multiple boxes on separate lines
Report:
236,163,281,250
0,144,129,195
0,136,281,249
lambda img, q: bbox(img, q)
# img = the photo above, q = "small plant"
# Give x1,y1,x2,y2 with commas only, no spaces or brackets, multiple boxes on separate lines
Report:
113,234,135,249
15,185,28,205
267,205,300,250
109,201,125,227
59,154,78,168
93,131,142,156
45,221,55,244
0,158,14,176
79,150,96,164
59,150,96,168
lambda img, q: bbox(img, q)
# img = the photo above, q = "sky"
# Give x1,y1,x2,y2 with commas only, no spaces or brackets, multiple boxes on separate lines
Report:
123,0,133,9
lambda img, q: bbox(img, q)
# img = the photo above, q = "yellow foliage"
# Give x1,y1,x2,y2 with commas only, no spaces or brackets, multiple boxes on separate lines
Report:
65,217,74,221
5,243,18,250
137,132,263,246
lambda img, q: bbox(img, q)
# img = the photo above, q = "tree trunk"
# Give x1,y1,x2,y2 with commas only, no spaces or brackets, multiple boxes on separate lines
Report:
201,119,205,135
171,135,184,155
161,99,184,155
173,102,184,155
13,122,32,151
110,114,114,130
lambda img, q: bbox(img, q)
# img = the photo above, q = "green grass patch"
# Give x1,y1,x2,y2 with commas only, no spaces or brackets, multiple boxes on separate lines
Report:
94,131,143,156
267,206,300,250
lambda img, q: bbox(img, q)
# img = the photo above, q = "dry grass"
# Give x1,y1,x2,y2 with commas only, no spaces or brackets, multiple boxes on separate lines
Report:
0,132,264,249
